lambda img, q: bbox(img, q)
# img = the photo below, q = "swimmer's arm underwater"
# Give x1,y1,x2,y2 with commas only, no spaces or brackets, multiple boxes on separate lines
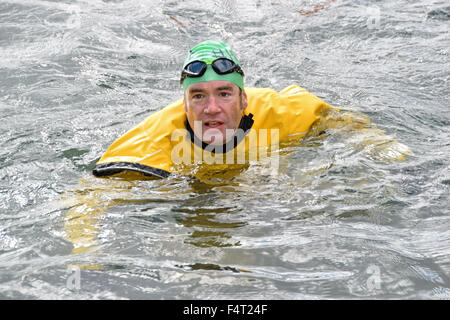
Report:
277,85,411,162
63,174,145,256
306,106,412,161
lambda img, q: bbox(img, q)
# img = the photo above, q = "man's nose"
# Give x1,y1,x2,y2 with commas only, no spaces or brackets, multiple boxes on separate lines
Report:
204,96,221,114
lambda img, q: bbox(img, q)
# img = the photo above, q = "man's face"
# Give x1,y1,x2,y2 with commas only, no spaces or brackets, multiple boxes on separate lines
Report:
184,81,248,145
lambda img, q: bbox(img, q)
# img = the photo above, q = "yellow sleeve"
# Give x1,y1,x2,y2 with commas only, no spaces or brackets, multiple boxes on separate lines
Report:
62,175,143,270
307,106,412,161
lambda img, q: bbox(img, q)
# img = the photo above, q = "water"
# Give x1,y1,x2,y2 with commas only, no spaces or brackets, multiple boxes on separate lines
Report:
0,0,449,299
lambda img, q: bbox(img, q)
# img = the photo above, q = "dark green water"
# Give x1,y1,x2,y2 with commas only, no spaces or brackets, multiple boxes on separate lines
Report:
0,0,449,299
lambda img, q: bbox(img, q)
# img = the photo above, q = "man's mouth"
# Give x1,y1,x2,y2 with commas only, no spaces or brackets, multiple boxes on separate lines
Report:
204,120,224,128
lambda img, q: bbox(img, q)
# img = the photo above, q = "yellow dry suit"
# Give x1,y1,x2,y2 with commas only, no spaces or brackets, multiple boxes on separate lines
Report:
65,84,413,258
93,85,332,179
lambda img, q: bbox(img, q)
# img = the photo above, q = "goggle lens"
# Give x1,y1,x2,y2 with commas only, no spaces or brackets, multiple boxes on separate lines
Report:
184,61,207,76
212,58,236,74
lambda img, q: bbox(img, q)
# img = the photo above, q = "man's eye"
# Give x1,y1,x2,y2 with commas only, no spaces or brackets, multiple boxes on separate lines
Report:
193,94,204,99
219,92,231,97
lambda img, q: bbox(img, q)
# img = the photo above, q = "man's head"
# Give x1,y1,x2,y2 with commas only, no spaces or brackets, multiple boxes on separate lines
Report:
181,41,247,145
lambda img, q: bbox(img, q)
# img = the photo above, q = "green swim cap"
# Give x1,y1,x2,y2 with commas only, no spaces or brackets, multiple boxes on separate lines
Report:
181,40,244,91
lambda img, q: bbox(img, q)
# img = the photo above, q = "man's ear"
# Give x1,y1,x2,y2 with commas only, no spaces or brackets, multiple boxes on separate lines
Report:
183,94,188,112
241,89,248,110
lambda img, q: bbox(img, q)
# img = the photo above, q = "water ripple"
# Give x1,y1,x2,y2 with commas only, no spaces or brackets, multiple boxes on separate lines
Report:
0,0,448,299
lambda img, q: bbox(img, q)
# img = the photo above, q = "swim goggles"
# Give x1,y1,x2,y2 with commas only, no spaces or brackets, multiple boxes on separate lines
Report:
180,58,245,84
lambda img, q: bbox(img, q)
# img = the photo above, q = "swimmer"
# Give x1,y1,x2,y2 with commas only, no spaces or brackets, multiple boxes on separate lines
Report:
93,40,340,179
64,40,411,256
